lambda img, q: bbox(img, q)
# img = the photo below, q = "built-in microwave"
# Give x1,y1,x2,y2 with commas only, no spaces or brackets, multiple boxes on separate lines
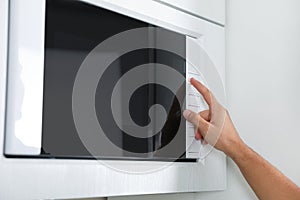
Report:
4,0,223,162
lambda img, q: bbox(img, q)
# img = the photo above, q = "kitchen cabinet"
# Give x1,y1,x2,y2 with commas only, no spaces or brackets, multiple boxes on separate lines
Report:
154,0,225,26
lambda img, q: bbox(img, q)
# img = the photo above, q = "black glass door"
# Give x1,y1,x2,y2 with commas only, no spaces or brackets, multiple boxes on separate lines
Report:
42,0,189,161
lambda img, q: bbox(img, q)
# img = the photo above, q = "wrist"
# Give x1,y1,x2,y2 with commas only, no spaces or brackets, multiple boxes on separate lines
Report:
225,137,248,161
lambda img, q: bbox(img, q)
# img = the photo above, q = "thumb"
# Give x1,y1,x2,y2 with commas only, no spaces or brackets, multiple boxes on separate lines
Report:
183,110,199,126
183,110,210,136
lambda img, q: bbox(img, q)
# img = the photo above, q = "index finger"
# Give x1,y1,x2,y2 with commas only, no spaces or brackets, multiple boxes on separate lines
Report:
190,77,212,106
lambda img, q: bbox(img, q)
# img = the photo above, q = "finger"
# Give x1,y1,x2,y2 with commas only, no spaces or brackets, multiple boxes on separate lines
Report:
190,78,213,106
196,129,208,144
202,140,208,145
183,110,209,136
197,117,210,138
199,110,210,121
183,110,200,127
195,129,203,140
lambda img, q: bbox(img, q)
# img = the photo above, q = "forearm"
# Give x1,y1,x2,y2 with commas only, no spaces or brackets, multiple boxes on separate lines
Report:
228,140,300,200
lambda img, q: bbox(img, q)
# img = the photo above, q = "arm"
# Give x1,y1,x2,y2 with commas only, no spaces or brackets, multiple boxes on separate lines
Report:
230,141,300,200
183,78,300,200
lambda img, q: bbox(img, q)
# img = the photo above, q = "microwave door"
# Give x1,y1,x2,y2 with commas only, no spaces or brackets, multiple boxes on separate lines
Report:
5,0,194,161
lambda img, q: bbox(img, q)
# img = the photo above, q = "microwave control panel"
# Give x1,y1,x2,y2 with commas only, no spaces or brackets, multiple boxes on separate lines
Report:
185,63,208,159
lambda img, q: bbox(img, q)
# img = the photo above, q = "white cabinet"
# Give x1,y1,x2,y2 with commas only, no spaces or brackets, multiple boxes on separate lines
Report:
154,0,226,26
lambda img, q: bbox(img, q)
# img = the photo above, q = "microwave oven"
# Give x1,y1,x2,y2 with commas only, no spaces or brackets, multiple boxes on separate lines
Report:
4,0,219,162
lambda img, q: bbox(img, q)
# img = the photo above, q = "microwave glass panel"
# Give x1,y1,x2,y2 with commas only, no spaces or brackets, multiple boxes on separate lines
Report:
41,0,189,161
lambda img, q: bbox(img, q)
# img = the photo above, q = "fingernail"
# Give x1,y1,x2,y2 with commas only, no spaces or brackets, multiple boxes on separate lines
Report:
183,110,191,119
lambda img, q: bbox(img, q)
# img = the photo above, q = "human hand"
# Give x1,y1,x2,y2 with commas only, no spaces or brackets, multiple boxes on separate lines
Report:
183,78,243,157
183,79,300,200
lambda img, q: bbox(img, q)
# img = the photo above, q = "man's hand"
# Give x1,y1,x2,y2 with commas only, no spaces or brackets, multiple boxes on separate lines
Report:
183,78,243,157
183,77,300,200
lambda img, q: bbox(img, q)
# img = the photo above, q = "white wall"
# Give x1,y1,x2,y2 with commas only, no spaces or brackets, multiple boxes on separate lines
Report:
111,0,300,199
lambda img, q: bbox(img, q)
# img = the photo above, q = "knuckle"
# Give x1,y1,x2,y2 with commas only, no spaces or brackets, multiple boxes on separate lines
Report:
204,87,210,94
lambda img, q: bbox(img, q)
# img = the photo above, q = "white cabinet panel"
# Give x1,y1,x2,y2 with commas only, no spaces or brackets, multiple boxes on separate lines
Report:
154,0,225,25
